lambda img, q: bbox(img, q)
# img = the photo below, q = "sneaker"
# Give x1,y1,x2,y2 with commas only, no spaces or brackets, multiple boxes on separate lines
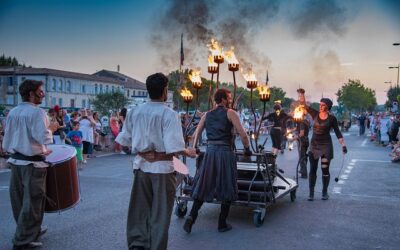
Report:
322,193,329,200
83,160,87,164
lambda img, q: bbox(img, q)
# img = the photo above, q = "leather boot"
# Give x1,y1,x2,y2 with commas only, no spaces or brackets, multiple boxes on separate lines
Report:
308,171,316,201
218,203,232,232
183,200,203,233
322,175,330,200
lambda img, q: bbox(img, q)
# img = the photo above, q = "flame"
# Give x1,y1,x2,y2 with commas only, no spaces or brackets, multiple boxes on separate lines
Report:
207,38,224,59
180,87,193,98
257,85,270,96
208,55,218,67
224,46,239,65
293,105,305,120
242,69,257,82
189,70,202,85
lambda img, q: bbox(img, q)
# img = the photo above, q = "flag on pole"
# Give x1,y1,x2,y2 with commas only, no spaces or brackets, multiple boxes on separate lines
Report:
266,70,269,85
180,33,184,66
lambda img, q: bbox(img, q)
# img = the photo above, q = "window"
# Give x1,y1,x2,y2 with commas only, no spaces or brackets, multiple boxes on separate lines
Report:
58,98,63,106
106,85,109,93
112,86,115,92
70,99,75,107
52,79,57,91
8,77,13,86
95,84,98,94
6,95,13,105
82,99,86,108
117,87,120,92
59,80,63,91
127,90,130,97
133,90,135,96
67,81,71,92
82,84,86,93
100,84,103,93
51,97,56,106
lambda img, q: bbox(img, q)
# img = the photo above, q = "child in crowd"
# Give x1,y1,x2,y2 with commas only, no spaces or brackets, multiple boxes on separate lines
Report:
67,121,84,170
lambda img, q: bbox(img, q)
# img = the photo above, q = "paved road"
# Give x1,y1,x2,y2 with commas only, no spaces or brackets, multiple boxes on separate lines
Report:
1,126,399,249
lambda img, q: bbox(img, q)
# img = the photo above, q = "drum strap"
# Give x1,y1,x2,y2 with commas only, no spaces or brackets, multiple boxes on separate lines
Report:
11,152,45,162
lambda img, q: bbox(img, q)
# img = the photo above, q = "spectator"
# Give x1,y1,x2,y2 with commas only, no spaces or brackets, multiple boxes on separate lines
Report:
79,109,95,163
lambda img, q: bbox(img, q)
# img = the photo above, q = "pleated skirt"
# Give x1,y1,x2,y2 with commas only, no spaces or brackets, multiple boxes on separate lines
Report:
191,145,238,202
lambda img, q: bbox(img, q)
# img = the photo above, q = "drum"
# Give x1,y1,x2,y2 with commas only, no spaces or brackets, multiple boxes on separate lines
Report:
45,144,80,213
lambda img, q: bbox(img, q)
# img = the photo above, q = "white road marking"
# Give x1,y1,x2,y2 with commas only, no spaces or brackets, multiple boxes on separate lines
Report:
344,169,351,174
353,159,391,163
332,187,342,194
347,166,353,170
351,159,357,163
95,153,118,158
348,162,355,166
338,180,345,185
0,186,9,191
361,138,368,147
340,174,348,179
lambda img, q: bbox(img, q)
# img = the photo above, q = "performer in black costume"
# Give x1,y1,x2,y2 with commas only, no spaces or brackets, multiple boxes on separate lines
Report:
184,88,251,233
305,98,347,200
262,103,289,156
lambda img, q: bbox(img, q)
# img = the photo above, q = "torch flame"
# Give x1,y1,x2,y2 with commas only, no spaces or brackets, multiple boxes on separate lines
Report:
180,87,193,99
242,70,258,82
208,55,218,67
189,70,202,85
207,38,224,59
224,46,239,65
257,85,270,95
293,105,305,121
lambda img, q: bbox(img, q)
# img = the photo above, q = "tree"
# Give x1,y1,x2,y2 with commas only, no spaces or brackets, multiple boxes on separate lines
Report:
0,54,24,67
91,91,130,116
336,79,377,113
384,86,400,110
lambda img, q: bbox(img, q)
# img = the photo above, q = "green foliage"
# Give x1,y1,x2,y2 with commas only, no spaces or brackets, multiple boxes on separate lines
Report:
91,91,130,116
336,79,377,112
0,54,23,67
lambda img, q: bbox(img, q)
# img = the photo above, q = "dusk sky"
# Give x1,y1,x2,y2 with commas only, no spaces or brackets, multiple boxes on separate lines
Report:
1,0,399,104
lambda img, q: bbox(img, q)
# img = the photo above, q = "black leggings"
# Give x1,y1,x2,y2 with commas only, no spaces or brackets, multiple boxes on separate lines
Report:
189,199,231,223
309,154,331,190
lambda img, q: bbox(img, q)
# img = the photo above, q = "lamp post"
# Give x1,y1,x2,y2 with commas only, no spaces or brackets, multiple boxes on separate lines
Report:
389,64,400,88
385,81,392,89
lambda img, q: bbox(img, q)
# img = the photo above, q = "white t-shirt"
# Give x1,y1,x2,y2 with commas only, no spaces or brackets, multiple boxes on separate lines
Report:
79,118,94,143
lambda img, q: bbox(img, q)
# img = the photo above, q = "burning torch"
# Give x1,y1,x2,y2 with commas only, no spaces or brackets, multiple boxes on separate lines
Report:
188,69,202,109
225,47,239,109
207,55,218,110
242,69,258,152
208,39,224,89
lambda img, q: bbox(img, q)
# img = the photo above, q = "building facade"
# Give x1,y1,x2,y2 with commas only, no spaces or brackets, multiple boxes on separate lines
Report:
0,67,149,109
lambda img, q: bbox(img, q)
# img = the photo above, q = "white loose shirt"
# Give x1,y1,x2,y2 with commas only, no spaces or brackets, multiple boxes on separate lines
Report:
2,102,53,168
79,118,94,143
116,101,186,173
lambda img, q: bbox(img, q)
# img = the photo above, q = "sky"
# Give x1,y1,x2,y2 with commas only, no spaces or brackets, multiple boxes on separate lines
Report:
0,0,399,104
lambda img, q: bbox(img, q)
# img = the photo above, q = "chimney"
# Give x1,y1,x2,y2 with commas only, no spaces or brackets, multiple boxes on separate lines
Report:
117,65,120,72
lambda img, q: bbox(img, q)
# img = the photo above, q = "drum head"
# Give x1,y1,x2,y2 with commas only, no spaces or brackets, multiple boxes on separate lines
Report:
46,144,77,164
173,156,189,175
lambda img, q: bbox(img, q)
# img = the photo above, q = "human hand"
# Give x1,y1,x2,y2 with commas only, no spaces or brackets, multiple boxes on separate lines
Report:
185,148,197,158
44,149,53,156
342,146,348,154
48,122,59,133
244,146,252,156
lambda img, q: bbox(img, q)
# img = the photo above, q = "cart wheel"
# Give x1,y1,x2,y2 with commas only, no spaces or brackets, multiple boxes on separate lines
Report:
253,210,265,227
174,201,187,218
290,190,296,202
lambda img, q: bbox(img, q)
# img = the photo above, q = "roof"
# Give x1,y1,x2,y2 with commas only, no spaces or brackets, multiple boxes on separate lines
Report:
93,70,146,90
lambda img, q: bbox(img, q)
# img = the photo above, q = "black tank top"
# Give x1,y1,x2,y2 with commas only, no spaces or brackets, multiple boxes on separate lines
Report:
205,106,233,143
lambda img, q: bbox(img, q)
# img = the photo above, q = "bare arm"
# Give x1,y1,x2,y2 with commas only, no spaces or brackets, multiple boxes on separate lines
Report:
227,109,250,148
192,113,206,148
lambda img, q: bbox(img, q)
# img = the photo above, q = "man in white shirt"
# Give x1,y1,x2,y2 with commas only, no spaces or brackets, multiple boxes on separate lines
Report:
116,73,196,250
3,80,57,249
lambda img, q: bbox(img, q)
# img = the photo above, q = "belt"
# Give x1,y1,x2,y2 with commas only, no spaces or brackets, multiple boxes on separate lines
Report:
11,152,45,162
207,140,231,146
138,151,174,163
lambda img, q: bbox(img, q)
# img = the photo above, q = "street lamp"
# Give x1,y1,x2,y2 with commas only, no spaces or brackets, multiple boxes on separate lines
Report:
385,81,392,88
389,64,400,88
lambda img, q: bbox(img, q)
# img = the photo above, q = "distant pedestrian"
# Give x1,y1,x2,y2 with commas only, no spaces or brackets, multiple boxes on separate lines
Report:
358,113,366,136
67,121,84,170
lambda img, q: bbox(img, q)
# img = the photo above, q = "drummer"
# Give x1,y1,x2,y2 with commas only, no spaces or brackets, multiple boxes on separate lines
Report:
2,80,58,249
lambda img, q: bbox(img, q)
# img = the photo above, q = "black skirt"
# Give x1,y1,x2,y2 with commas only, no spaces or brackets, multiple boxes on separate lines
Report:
191,145,238,202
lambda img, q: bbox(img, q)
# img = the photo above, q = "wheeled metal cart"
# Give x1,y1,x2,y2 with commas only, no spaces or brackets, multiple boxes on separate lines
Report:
174,151,298,227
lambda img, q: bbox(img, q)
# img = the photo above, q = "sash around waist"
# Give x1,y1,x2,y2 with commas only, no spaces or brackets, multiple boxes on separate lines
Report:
138,151,174,163
207,140,231,146
11,152,46,162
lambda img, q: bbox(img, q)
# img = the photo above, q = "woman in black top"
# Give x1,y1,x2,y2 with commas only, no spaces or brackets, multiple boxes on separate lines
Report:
263,104,289,156
305,98,347,200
